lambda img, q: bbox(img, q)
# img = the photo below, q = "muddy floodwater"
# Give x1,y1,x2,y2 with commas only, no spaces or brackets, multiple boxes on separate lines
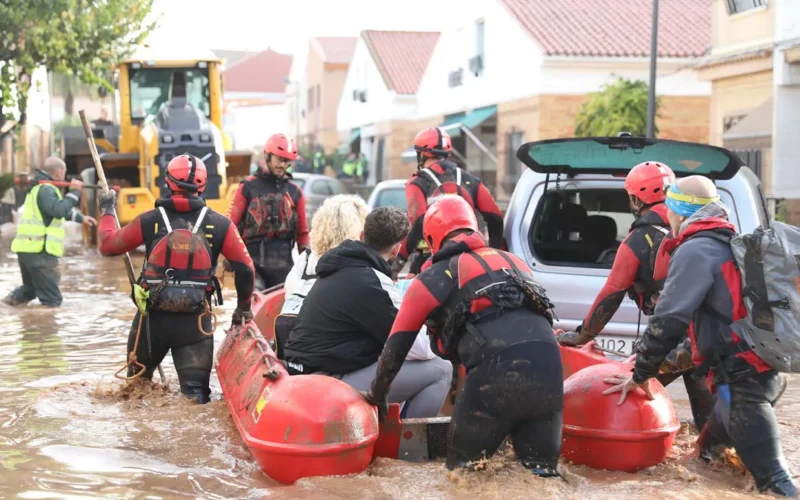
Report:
2,230,800,499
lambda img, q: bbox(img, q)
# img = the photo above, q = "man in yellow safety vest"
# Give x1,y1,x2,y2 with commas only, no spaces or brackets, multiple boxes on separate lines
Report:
3,157,96,307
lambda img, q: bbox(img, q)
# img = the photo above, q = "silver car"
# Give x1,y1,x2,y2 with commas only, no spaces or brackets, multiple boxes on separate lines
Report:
367,179,407,212
289,173,345,222
504,135,770,355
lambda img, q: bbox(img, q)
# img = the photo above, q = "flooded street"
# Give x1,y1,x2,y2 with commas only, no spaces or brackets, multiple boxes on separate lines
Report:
1,229,799,499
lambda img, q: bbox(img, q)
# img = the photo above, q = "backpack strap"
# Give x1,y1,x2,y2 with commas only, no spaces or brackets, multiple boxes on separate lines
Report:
420,168,442,187
158,207,173,233
300,248,317,280
192,207,208,234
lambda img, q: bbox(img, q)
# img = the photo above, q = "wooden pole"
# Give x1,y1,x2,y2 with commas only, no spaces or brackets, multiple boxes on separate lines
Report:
78,110,167,384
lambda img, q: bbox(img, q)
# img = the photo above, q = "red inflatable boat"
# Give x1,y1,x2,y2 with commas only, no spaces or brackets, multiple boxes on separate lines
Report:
215,321,379,484
240,287,680,475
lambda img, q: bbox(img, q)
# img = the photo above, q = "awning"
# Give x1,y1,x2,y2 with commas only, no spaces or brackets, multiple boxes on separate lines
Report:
439,106,497,137
723,98,773,141
347,128,361,144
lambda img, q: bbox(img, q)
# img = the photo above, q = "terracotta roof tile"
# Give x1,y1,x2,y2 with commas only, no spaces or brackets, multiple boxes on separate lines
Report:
362,30,440,94
500,0,711,58
223,49,293,94
313,37,358,64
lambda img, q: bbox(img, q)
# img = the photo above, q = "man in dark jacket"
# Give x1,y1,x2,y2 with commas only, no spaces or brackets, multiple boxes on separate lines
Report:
556,161,713,431
227,133,309,290
284,207,452,418
604,176,796,498
4,157,96,307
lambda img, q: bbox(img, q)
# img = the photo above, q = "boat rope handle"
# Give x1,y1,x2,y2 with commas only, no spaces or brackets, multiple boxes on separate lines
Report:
248,326,281,380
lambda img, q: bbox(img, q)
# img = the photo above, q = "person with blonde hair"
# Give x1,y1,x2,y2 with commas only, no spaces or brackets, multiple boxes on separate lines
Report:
282,194,368,314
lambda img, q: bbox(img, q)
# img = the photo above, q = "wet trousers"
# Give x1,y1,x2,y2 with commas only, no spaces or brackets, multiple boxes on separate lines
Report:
656,370,715,431
703,371,796,497
127,311,214,404
5,252,62,307
448,338,564,474
336,357,453,418
251,239,293,291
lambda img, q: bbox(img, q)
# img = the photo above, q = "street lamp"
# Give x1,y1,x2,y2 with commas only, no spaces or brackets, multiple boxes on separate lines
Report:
647,0,659,139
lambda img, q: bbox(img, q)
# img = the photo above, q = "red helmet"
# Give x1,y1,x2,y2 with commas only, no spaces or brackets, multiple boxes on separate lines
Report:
423,195,479,253
165,154,207,194
624,161,676,205
413,127,452,159
264,133,298,161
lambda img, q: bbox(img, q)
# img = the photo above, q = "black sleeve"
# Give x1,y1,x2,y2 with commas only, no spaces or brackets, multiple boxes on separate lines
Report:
38,185,84,222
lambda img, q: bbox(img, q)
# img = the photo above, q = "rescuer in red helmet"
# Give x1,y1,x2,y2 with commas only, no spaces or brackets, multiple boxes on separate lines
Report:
395,127,505,276
96,154,255,403
365,195,563,476
554,161,713,431
227,133,309,290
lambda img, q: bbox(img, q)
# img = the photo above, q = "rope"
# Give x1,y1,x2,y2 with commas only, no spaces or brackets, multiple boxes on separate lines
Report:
114,314,147,381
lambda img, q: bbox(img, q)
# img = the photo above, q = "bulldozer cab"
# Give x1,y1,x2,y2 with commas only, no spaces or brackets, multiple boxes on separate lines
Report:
62,52,253,244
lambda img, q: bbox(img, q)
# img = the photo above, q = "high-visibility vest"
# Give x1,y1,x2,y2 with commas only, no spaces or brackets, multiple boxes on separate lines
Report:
11,184,66,257
342,159,358,176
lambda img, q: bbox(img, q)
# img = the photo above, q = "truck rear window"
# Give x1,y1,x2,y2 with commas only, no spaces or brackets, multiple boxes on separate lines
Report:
530,189,634,268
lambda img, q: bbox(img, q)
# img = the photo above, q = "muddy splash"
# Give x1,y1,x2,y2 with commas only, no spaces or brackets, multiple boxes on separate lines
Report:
1,235,798,499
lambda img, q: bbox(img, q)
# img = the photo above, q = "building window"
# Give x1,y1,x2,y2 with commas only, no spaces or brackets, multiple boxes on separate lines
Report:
316,84,321,108
726,0,767,14
733,149,763,179
307,87,314,111
502,131,524,193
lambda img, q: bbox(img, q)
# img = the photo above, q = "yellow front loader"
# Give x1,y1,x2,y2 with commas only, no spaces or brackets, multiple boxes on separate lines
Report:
61,48,253,243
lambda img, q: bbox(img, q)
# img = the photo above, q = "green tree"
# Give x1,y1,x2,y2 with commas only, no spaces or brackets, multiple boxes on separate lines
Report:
574,78,660,137
0,0,157,139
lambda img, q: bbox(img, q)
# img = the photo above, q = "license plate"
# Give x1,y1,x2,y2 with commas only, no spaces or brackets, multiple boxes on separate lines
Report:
595,335,633,357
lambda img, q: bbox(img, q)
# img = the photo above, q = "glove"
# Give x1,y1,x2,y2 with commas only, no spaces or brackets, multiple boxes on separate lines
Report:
556,330,595,347
98,190,117,216
231,306,253,327
361,391,389,423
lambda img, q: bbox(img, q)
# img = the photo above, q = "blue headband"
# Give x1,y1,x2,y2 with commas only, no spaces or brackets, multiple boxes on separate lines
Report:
664,184,719,217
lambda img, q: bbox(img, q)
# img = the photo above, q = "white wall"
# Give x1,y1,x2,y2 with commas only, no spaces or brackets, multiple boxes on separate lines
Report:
284,52,308,139
771,0,800,198
227,103,286,150
540,60,711,96
336,37,393,132
415,0,543,119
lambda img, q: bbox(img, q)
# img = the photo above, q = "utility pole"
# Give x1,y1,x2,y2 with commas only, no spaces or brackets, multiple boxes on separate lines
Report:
647,0,659,139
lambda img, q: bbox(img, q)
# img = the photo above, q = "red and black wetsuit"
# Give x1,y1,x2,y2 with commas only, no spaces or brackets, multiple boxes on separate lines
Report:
98,194,254,403
401,161,504,273
228,170,309,290
581,203,713,431
370,232,563,473
582,204,671,335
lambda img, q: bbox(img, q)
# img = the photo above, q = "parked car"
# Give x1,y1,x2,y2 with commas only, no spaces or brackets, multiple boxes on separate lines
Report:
367,179,407,212
225,172,345,223
504,135,769,356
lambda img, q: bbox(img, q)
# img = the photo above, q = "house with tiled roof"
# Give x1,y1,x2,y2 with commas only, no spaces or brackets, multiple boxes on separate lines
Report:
410,0,713,198
288,37,358,153
695,0,800,221
336,30,440,184
220,48,293,149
